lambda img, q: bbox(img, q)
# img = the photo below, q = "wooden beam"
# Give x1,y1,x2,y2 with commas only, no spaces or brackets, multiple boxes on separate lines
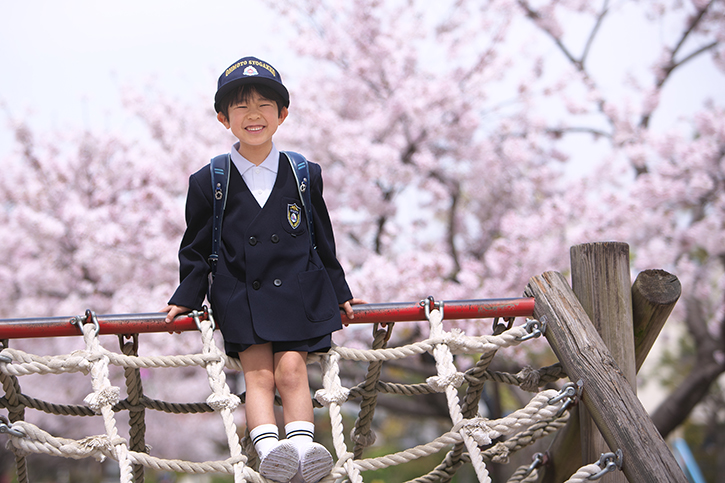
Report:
631,269,681,372
540,264,680,483
525,271,688,483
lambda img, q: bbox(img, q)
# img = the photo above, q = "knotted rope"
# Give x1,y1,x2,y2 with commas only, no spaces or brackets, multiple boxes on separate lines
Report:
0,302,621,483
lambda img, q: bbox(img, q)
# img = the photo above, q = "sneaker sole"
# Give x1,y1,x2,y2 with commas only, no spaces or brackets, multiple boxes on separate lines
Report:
300,443,334,483
259,440,299,482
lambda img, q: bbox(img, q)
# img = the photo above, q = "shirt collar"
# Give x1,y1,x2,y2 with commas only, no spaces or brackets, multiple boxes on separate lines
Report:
230,142,279,175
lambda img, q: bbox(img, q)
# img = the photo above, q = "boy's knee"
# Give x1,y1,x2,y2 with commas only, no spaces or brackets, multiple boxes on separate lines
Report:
275,355,308,388
245,369,277,392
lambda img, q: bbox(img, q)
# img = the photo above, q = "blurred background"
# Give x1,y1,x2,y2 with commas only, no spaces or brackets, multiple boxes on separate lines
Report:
1,0,724,481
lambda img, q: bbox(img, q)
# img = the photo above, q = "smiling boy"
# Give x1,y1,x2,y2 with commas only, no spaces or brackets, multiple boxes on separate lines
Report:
217,85,285,163
164,56,363,483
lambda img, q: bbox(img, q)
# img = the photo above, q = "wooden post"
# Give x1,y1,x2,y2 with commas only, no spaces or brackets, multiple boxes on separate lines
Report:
570,242,636,386
631,269,681,372
525,271,688,483
570,242,635,481
539,265,681,483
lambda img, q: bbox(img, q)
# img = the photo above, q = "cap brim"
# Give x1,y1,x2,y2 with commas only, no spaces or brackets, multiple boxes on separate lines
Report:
214,77,290,112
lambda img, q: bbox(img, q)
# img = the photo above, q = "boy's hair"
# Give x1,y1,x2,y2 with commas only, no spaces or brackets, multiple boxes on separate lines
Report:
217,83,287,120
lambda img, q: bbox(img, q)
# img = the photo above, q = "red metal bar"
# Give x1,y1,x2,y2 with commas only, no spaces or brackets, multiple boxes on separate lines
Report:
0,298,534,340
342,298,535,324
0,312,202,340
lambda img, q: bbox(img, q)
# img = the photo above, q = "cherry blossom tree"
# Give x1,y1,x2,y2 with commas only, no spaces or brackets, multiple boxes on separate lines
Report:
0,0,723,478
269,0,725,442
0,110,235,467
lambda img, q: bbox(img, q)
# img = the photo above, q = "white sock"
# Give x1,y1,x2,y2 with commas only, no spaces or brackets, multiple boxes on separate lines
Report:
285,421,315,450
286,422,333,483
250,423,280,458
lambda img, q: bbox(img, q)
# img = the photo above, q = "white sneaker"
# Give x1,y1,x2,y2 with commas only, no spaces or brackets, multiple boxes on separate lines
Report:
259,440,299,483
296,442,333,483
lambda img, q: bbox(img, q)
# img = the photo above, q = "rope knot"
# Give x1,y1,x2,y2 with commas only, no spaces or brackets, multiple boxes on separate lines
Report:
350,428,377,447
426,372,465,392
517,365,541,392
442,328,469,353
489,441,511,464
78,435,124,462
314,387,350,406
83,386,120,413
459,418,493,446
206,393,241,411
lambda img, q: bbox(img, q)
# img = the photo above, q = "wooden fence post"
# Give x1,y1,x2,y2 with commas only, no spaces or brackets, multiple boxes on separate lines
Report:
570,242,635,481
525,271,688,483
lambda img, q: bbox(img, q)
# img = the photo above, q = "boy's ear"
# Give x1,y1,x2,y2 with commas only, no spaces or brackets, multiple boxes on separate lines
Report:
278,106,289,124
217,111,230,129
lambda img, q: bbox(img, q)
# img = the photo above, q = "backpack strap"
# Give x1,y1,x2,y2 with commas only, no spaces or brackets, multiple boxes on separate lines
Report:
209,154,231,278
282,151,317,250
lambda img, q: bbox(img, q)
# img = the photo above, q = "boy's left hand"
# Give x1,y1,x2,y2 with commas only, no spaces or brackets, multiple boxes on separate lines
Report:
340,298,367,320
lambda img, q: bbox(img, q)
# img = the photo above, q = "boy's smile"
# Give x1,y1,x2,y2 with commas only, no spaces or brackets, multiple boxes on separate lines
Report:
218,91,288,165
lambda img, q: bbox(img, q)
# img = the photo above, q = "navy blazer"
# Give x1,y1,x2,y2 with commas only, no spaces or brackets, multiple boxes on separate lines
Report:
169,153,352,345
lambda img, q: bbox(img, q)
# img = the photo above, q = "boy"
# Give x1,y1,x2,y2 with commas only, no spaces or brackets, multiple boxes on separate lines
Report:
163,56,363,483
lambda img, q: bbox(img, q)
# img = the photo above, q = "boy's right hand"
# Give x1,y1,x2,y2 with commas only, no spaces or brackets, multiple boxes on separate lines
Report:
162,304,192,323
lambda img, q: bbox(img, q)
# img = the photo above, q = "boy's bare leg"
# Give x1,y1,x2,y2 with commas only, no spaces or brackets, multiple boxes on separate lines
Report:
240,344,300,482
275,350,333,483
238,343,277,429
274,350,314,424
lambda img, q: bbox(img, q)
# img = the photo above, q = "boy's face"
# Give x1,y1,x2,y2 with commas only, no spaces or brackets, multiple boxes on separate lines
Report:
217,90,288,158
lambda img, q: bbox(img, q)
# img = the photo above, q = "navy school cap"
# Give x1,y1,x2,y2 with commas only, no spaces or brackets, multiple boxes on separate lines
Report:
214,56,290,112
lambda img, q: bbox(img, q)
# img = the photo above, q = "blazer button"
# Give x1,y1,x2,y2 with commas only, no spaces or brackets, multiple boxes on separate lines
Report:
271,234,279,243
273,279,282,287
249,236,257,246
252,281,261,290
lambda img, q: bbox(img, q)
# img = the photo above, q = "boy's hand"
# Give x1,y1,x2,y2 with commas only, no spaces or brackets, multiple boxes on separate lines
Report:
162,304,192,324
340,298,367,321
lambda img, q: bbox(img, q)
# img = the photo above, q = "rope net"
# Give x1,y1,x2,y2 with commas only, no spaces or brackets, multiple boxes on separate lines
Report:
0,300,617,483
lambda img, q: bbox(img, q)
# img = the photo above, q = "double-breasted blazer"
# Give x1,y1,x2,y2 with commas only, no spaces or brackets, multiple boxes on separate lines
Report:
168,153,352,346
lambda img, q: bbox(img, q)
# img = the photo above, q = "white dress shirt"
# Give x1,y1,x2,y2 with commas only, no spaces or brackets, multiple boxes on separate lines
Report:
230,142,279,208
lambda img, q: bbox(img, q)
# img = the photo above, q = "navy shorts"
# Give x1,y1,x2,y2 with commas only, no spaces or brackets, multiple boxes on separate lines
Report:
225,333,332,359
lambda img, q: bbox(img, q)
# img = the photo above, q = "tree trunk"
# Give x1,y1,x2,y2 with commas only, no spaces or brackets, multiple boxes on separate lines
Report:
651,359,724,438
651,293,725,438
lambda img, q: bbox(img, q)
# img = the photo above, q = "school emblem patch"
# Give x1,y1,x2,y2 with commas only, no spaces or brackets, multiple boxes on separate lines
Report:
243,66,259,76
287,203,302,229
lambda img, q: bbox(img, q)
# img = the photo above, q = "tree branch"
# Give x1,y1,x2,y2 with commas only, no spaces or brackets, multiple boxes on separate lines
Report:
581,0,610,69
518,0,617,150
651,359,724,437
517,0,581,69
373,213,387,255
684,293,720,357
446,184,462,281
665,40,719,87
652,291,725,437
429,169,462,281
640,1,719,128
546,126,612,139
670,1,715,64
